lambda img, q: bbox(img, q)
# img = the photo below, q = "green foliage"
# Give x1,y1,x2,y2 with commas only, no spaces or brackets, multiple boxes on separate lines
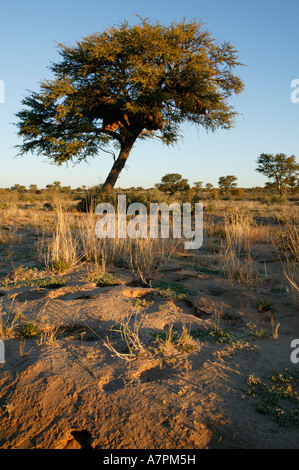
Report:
77,186,168,212
37,277,67,288
16,17,244,194
210,188,220,200
129,298,154,309
246,369,299,426
10,184,26,193
87,272,120,287
0,267,67,289
191,327,248,345
154,325,198,353
77,185,117,212
256,153,299,195
18,322,39,338
256,299,274,313
218,175,238,193
155,281,195,301
124,188,168,210
51,259,69,272
249,326,268,340
156,173,190,195
193,181,203,191
206,200,216,212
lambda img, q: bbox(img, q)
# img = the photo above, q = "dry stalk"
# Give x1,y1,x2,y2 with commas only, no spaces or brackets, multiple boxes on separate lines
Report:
103,315,146,362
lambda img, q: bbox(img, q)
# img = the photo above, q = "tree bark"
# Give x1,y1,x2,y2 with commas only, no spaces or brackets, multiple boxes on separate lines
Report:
102,138,136,196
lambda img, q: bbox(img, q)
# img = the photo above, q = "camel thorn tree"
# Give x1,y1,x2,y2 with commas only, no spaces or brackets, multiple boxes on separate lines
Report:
16,17,244,196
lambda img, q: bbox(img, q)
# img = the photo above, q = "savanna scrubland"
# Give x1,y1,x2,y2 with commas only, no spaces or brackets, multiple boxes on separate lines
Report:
0,185,298,449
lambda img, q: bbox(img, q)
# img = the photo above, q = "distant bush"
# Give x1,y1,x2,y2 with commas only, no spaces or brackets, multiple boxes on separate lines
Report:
231,188,245,198
77,186,168,212
258,195,271,204
271,194,289,204
205,200,216,212
77,186,117,212
125,188,168,210
210,189,220,200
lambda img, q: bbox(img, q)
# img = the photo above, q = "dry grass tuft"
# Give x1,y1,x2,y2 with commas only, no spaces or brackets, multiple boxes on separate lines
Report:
219,209,260,286
0,296,26,338
278,222,299,306
103,315,146,362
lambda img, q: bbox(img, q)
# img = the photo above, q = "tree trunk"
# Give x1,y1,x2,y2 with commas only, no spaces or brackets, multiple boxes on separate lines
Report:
102,139,135,196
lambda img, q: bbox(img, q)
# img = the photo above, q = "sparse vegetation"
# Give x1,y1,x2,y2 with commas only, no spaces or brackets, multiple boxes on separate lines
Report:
155,281,195,301
278,221,299,306
154,324,199,355
0,182,298,449
103,316,146,362
218,175,238,194
129,298,154,309
246,369,299,426
0,297,24,338
191,326,248,346
249,325,268,340
218,208,260,286
36,324,61,346
256,153,299,196
1,0,299,449
256,299,274,313
0,267,67,289
87,271,120,287
18,322,39,338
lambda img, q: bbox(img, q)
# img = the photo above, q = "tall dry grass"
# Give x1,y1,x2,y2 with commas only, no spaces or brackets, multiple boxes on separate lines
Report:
38,206,174,284
39,207,83,268
278,221,299,306
218,209,260,286
0,295,26,338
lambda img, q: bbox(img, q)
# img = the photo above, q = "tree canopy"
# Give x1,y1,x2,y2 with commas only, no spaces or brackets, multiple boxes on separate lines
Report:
16,17,244,195
156,173,190,195
256,153,299,195
218,175,238,192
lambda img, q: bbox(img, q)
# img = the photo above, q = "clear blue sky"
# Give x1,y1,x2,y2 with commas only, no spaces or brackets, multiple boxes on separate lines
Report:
0,0,298,189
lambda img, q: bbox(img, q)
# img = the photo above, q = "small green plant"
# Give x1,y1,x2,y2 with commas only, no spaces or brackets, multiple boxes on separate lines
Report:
247,374,262,387
154,324,198,355
0,296,26,338
129,298,154,309
155,326,180,344
38,277,67,288
245,369,299,426
176,325,198,352
18,322,39,338
247,322,268,340
1,266,67,289
191,327,248,346
87,272,120,287
256,299,273,313
51,259,69,272
155,281,195,301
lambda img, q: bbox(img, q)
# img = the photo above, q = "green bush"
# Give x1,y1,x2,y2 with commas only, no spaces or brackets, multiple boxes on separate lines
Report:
77,187,169,212
77,186,117,212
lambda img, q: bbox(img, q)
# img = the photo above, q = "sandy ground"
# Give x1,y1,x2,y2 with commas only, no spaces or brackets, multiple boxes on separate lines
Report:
0,250,298,450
